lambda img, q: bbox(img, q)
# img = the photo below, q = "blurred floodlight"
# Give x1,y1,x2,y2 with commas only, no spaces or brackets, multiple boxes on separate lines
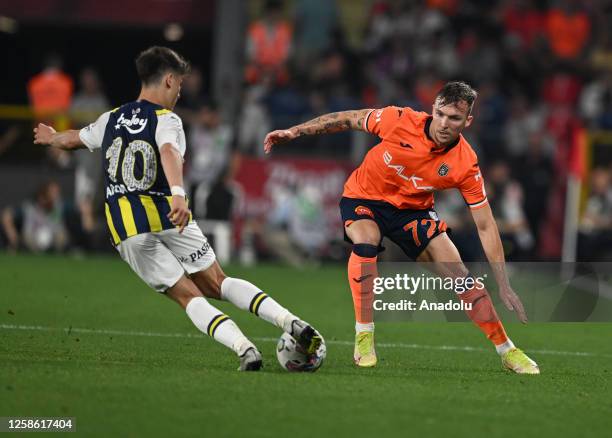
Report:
164,23,184,42
0,16,18,34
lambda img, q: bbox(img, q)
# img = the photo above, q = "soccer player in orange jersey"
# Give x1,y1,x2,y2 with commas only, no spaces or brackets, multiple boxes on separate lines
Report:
264,81,539,374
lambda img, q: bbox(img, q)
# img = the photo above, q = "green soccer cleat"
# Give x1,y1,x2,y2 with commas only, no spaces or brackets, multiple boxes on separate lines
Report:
289,319,323,355
501,348,540,374
354,331,377,368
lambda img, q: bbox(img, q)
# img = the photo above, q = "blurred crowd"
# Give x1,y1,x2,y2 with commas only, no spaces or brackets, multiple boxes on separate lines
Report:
235,0,612,262
1,0,611,262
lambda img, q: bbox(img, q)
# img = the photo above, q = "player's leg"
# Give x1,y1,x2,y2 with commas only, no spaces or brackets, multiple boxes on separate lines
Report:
344,218,380,367
160,222,321,354
417,232,512,347
189,260,322,354
165,275,262,371
116,232,261,371
417,232,539,374
340,198,383,367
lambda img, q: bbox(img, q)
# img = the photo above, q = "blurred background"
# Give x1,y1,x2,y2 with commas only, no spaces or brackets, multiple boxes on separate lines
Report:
0,0,611,265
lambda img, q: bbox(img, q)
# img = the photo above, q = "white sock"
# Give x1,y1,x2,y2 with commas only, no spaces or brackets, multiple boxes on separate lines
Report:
355,322,375,333
185,297,253,355
220,277,297,330
495,339,516,355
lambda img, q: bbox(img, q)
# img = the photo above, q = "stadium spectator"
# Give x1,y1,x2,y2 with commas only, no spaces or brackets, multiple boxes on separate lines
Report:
27,53,74,116
514,132,554,250
500,0,545,51
262,184,327,267
70,68,109,208
292,0,339,68
544,0,591,60
245,0,293,86
579,71,612,127
71,68,110,124
237,81,272,156
578,167,612,260
542,70,582,107
1,181,72,253
185,101,236,219
486,161,534,259
459,30,503,84
174,66,208,127
27,53,75,167
504,94,549,158
472,81,508,159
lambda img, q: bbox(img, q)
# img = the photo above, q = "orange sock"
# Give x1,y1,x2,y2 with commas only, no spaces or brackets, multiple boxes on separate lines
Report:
459,286,509,346
347,246,378,324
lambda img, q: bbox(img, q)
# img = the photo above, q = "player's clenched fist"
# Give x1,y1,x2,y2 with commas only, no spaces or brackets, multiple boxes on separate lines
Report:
168,195,190,233
263,128,298,154
33,123,56,145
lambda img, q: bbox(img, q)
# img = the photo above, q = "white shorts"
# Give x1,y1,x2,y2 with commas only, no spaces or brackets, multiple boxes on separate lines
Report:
116,221,216,292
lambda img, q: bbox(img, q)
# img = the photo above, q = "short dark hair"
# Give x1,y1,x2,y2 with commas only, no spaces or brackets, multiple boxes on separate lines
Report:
135,46,190,86
436,81,478,114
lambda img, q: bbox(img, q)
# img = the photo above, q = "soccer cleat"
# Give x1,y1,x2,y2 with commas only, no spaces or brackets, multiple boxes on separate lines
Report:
238,347,263,371
289,320,323,355
354,331,377,367
501,348,540,374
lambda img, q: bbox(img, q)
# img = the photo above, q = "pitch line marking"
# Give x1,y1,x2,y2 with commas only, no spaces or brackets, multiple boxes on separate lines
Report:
1,323,610,358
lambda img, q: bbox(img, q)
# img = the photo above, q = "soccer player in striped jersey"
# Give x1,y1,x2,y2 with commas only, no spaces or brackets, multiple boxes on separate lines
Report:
33,46,321,371
264,81,539,374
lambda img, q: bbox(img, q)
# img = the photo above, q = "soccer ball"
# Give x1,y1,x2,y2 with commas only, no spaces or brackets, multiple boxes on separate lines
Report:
276,331,326,372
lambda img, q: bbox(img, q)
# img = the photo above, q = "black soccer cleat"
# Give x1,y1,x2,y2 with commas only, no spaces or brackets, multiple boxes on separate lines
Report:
289,320,323,355
238,347,263,371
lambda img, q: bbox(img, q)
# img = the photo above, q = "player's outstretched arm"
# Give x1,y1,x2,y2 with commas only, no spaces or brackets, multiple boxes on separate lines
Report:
159,143,190,233
471,204,528,323
33,123,85,150
263,109,372,154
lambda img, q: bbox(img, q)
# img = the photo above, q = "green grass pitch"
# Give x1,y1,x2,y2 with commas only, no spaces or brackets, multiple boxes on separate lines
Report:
1,253,611,437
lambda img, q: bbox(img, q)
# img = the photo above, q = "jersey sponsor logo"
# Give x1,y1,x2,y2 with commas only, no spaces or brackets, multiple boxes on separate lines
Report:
355,205,374,218
180,241,211,263
383,151,434,191
114,109,148,134
438,163,450,176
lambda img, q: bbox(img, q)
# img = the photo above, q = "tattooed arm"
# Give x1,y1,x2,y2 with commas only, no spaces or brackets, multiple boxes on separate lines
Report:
263,109,372,154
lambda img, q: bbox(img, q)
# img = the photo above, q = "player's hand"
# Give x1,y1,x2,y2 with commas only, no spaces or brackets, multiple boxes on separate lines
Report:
168,195,190,233
499,285,528,323
263,128,298,154
33,123,56,145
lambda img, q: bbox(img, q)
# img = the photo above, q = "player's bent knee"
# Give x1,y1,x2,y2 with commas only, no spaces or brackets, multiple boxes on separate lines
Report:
346,221,380,246
189,263,227,300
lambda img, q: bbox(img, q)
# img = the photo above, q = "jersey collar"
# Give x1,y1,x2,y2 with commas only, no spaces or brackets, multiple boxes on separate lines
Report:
424,116,460,153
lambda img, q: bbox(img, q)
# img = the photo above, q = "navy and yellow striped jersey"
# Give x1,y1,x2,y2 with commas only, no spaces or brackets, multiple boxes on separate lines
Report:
79,99,188,245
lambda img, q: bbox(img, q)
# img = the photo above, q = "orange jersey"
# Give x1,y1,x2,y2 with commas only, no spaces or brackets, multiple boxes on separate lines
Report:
343,106,488,210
